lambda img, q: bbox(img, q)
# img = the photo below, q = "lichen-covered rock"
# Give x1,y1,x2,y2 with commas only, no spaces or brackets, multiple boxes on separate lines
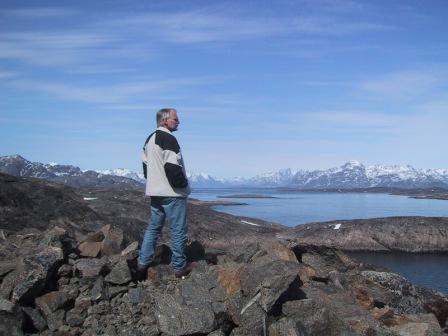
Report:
22,306,47,331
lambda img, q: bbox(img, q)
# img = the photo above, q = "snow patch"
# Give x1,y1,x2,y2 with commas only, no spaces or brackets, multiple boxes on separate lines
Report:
83,197,97,201
334,223,341,230
241,220,260,227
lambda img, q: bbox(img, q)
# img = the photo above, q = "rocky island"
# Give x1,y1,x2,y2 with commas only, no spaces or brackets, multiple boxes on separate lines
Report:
1,172,448,335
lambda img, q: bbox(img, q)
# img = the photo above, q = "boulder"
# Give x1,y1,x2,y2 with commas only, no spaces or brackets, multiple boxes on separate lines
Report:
121,241,139,260
100,225,123,256
74,258,108,278
78,241,102,258
1,246,64,303
22,306,47,332
104,259,131,285
0,299,24,336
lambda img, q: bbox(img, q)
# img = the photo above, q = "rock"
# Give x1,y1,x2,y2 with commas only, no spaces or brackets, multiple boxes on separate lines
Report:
74,258,108,278
91,276,106,301
39,226,68,249
35,291,75,319
1,245,64,303
0,298,14,313
128,287,144,305
0,261,15,277
146,265,173,286
208,330,226,336
121,241,139,260
108,286,127,300
185,240,205,262
361,270,425,314
105,259,131,285
79,230,104,244
268,317,303,336
22,306,47,331
214,264,244,297
65,308,84,327
78,241,102,258
57,264,73,278
389,313,443,336
155,293,216,335
0,300,24,336
100,225,123,256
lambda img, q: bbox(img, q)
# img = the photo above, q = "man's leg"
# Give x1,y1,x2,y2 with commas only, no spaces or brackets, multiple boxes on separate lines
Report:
138,197,165,268
163,197,188,271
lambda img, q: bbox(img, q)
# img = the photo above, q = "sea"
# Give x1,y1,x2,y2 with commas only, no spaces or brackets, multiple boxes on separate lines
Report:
190,188,448,294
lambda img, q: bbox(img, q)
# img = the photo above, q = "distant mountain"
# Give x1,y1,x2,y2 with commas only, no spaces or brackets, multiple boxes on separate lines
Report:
0,155,143,189
1,155,448,189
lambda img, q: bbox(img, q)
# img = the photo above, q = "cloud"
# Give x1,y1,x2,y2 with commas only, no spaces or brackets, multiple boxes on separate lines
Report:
0,8,79,18
358,69,446,100
10,77,214,104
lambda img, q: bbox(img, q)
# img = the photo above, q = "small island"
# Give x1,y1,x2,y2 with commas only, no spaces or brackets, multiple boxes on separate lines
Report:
217,193,277,199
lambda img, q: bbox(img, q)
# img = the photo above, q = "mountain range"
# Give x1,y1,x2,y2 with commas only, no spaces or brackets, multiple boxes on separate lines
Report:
1,155,448,189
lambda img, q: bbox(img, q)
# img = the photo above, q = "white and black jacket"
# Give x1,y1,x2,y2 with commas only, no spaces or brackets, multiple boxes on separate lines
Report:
142,127,190,197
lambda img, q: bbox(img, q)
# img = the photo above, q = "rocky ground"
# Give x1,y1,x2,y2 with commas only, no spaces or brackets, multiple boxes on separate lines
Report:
281,217,448,253
2,172,448,335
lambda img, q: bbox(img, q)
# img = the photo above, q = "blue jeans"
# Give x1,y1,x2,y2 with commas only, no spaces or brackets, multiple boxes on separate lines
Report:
138,196,188,271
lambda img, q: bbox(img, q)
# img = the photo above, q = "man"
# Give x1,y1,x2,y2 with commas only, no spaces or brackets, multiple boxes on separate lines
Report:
138,108,193,278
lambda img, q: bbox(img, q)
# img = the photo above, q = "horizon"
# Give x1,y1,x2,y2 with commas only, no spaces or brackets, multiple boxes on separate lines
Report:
2,153,447,180
1,1,448,179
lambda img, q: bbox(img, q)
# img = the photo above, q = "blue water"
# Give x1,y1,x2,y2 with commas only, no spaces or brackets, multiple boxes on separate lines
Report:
191,188,448,226
191,188,448,294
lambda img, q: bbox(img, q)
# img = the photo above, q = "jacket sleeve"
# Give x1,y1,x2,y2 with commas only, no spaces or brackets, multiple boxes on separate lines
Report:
164,150,188,188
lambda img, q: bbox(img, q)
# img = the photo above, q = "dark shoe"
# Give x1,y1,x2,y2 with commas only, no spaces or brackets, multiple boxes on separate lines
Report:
174,262,197,278
135,263,150,281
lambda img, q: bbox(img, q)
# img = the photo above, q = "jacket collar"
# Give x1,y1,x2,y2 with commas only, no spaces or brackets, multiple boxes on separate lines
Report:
157,126,172,134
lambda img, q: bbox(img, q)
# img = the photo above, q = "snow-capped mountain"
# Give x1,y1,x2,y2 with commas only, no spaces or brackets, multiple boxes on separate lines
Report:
1,154,448,189
98,168,145,184
0,155,142,189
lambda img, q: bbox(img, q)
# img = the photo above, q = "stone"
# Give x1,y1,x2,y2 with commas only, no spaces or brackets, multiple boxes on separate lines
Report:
389,313,443,335
79,230,104,244
1,245,64,303
0,298,14,313
108,286,127,300
208,330,226,336
22,306,47,331
128,287,144,305
57,264,73,278
105,259,131,285
39,226,68,249
155,293,216,335
268,317,304,336
91,276,106,301
35,290,74,316
100,225,123,256
66,308,85,327
0,261,15,277
78,241,102,258
74,258,108,278
146,264,173,286
0,302,24,336
121,241,139,260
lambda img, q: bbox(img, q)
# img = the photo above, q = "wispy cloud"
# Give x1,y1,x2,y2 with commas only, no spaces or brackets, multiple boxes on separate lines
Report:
1,8,79,18
358,68,447,100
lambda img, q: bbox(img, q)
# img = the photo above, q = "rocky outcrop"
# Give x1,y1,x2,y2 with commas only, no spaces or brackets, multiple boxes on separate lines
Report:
282,217,448,252
2,226,446,335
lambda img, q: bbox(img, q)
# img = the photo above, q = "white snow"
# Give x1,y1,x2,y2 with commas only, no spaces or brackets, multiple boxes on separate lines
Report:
83,197,97,201
241,220,260,227
334,223,341,230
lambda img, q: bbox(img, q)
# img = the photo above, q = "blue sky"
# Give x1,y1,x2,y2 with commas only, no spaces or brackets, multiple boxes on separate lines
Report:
1,0,447,178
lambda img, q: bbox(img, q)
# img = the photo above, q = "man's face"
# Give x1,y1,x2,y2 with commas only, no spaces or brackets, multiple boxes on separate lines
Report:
164,110,179,132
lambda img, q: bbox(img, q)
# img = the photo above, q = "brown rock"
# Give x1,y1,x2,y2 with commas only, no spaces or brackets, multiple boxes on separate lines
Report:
215,264,243,297
355,288,375,309
78,241,102,258
100,225,123,256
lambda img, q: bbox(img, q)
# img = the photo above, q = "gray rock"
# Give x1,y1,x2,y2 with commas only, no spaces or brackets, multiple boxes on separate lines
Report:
1,245,64,303
121,241,139,260
0,303,24,336
66,308,84,327
78,241,102,258
91,276,106,301
35,290,74,316
0,261,15,277
268,317,304,336
108,286,127,300
128,287,144,305
105,259,131,285
22,306,47,331
155,293,216,335
74,258,108,278
0,298,14,313
361,270,425,314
